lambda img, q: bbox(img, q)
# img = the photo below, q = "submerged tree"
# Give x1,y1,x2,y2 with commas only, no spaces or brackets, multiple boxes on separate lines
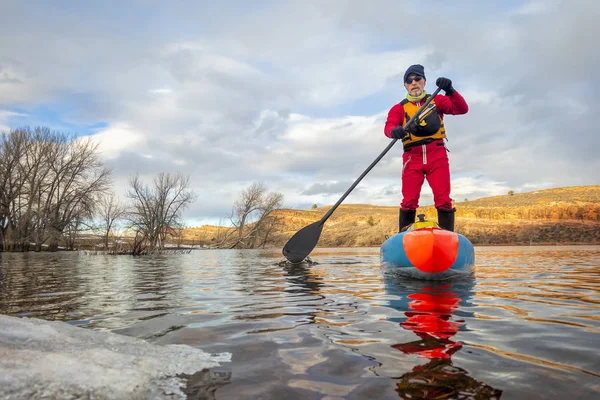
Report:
98,193,127,250
232,182,266,238
251,191,284,248
0,126,111,251
126,172,196,254
0,129,27,251
228,182,284,249
43,135,112,250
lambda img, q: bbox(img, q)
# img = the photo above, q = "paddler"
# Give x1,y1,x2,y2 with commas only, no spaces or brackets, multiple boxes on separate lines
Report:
384,64,469,232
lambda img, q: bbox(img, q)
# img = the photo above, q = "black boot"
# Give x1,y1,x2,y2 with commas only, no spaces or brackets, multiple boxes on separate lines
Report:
399,209,416,232
437,207,456,232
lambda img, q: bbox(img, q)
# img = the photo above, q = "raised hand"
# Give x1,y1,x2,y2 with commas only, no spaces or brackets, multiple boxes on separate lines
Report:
436,77,455,95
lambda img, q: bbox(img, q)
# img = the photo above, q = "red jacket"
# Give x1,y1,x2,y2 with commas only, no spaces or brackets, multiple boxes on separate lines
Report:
384,92,469,138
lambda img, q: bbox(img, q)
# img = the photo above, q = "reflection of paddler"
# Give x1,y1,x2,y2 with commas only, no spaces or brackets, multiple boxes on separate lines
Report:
384,275,503,399
384,277,471,360
396,357,502,399
394,289,463,359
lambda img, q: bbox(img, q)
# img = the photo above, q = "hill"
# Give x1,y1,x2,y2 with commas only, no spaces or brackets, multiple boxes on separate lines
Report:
184,185,600,247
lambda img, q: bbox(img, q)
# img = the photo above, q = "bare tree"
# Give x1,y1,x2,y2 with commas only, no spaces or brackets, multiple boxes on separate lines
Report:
211,217,237,249
43,136,112,251
232,182,266,238
63,204,95,251
19,127,59,251
172,224,185,248
257,214,281,248
229,182,284,248
0,127,111,252
126,172,196,254
98,193,127,250
0,129,28,251
248,191,284,248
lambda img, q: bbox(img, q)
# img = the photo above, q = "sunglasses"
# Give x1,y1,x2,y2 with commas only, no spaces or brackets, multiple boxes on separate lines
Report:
405,76,423,84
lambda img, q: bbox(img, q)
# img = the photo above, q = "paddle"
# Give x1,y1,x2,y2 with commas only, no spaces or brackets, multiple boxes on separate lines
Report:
282,87,443,263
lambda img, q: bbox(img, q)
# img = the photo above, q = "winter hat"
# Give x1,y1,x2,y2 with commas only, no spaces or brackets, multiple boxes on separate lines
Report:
403,64,425,82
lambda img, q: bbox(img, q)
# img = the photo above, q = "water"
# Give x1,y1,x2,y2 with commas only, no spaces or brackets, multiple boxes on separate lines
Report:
1,246,599,399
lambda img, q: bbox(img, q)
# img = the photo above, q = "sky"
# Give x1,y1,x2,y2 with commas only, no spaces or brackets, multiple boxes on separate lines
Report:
1,0,599,226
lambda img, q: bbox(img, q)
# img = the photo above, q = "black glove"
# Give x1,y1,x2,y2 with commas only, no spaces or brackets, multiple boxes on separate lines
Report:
406,120,421,135
390,125,407,140
436,77,455,95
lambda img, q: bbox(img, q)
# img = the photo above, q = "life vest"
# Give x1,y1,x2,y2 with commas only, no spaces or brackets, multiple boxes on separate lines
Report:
405,220,440,231
401,95,446,148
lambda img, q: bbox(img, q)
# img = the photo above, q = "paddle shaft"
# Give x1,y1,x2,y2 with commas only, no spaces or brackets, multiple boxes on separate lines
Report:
319,87,442,223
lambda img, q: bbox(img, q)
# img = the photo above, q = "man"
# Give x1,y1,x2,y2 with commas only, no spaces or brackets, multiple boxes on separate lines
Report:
384,64,468,232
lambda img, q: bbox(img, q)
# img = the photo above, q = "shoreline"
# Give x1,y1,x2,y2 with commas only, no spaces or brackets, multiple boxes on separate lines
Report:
1,242,599,254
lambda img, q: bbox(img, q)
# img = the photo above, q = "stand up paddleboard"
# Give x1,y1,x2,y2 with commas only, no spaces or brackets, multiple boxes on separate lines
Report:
381,214,474,280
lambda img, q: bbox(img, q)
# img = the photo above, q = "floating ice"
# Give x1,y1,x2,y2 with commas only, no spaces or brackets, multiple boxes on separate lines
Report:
0,315,231,399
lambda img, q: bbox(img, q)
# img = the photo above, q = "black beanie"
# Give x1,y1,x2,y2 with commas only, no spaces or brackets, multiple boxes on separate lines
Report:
403,64,425,82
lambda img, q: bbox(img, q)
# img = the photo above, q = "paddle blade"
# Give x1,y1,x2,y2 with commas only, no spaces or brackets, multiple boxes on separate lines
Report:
282,221,324,263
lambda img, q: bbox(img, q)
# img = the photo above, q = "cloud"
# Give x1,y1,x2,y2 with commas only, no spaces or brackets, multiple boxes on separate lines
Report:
92,124,147,160
148,88,173,95
301,181,355,196
1,0,599,225
0,109,28,132
0,71,23,84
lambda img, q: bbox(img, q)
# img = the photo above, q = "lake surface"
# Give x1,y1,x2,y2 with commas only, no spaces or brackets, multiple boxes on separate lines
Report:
1,246,599,399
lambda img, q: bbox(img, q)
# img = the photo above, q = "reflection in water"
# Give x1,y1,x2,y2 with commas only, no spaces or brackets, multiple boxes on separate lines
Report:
231,262,326,332
384,274,503,399
131,256,184,311
179,369,232,400
1,247,599,399
0,253,85,320
0,253,187,330
280,263,324,296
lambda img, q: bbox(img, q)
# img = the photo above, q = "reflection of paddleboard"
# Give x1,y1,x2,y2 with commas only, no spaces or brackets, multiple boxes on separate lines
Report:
383,275,503,398
384,274,474,360
394,288,464,359
380,215,475,280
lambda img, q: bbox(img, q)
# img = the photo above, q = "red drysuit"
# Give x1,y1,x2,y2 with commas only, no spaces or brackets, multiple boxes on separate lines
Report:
384,93,468,210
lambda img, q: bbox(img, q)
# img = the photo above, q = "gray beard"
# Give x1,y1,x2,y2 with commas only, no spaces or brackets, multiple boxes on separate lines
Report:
409,88,423,97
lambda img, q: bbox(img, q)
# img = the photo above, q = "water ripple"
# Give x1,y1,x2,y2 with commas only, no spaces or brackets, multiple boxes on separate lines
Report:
1,246,599,399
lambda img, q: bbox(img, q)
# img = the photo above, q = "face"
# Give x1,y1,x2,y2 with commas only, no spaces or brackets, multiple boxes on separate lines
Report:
404,74,425,97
